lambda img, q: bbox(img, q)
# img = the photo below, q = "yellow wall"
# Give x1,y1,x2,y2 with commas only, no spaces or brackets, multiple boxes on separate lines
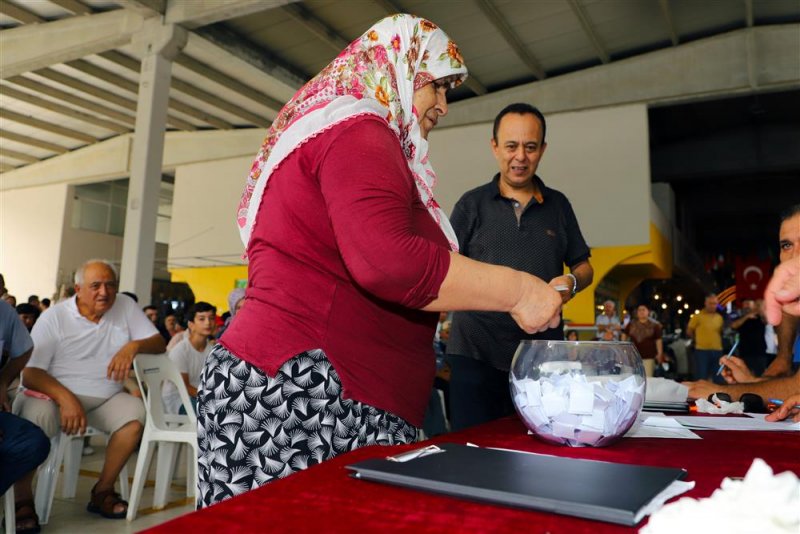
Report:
563,223,672,325
169,265,248,314
171,225,670,326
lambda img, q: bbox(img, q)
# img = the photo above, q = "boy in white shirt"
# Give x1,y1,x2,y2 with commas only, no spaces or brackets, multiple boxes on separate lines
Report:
162,302,216,414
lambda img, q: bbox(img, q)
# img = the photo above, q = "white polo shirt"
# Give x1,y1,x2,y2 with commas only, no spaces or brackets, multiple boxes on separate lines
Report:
27,294,158,399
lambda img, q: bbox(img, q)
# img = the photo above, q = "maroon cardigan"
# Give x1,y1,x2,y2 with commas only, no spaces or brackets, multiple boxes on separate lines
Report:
221,115,451,425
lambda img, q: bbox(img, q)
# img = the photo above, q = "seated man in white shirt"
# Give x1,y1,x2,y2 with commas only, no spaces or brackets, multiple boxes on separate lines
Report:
162,301,216,414
13,259,166,520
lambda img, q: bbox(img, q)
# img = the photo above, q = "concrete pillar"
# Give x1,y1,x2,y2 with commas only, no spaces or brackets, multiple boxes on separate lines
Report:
119,21,186,300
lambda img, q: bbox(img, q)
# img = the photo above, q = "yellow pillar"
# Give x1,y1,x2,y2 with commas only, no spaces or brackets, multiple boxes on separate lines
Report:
563,223,672,325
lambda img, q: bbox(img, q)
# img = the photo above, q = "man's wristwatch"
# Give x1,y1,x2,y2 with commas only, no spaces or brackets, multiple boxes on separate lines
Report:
566,273,578,296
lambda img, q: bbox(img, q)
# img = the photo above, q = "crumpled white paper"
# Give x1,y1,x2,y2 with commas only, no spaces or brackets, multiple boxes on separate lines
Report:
641,458,800,534
695,394,745,414
512,371,645,446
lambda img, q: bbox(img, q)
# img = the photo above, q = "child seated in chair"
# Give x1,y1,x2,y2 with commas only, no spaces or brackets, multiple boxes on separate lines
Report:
162,302,216,415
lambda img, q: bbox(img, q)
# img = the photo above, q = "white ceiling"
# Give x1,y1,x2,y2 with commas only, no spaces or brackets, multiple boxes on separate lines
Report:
0,0,798,173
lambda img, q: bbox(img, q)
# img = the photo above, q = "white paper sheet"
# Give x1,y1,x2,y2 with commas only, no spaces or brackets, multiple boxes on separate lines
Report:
625,413,702,439
672,414,800,431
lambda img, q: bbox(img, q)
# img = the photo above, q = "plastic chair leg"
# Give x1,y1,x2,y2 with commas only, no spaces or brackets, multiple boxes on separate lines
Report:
125,437,155,522
61,435,84,498
186,444,197,499
34,434,65,525
153,442,177,510
3,485,15,533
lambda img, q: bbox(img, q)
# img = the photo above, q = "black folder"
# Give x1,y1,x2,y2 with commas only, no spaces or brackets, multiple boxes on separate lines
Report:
347,443,687,526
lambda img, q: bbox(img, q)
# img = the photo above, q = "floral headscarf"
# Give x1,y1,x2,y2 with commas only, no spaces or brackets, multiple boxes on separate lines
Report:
237,14,468,252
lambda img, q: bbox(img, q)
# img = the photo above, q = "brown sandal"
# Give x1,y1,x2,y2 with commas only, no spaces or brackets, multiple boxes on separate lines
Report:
86,484,128,519
14,499,41,534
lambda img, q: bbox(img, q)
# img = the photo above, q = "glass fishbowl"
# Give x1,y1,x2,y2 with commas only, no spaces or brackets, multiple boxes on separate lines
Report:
509,340,646,447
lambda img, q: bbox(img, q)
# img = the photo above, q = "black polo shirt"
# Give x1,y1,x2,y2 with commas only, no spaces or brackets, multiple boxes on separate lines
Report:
447,174,591,371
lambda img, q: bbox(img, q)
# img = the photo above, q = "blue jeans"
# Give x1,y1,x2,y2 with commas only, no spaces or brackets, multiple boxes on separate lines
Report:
0,412,51,494
693,349,723,382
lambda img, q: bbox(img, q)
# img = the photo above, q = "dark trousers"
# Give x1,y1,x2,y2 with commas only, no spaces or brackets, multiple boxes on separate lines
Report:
0,412,51,494
693,349,723,382
447,355,515,432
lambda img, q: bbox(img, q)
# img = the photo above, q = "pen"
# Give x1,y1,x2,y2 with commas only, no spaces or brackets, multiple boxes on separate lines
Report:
768,399,800,409
715,338,740,376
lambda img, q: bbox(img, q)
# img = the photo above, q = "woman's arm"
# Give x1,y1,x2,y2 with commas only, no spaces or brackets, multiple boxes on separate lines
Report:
422,252,562,334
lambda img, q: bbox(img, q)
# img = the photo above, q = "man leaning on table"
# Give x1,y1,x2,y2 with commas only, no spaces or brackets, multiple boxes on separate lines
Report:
686,254,800,422
13,259,166,522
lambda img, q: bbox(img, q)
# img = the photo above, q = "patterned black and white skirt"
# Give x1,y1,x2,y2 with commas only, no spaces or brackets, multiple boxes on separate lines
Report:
197,344,418,507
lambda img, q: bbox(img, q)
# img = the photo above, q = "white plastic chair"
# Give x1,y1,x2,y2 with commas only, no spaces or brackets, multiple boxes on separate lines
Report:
127,353,198,521
34,426,129,525
3,486,15,533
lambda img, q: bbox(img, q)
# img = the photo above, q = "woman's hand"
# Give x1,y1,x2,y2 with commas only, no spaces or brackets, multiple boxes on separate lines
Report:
510,273,562,334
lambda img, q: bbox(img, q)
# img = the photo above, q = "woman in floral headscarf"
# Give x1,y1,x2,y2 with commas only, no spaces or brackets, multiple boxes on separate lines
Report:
198,14,562,506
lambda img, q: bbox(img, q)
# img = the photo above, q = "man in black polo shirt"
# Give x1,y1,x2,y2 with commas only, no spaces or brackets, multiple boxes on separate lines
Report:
446,103,594,431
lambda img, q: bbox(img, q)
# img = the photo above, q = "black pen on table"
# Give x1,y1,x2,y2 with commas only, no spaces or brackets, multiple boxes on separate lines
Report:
715,338,740,376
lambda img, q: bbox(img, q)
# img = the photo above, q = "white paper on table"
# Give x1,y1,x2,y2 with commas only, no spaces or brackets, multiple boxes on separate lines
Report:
634,480,696,524
625,413,702,439
672,414,800,431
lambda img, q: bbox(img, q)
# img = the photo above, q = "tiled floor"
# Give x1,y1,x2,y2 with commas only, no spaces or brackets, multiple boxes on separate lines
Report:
2,440,195,534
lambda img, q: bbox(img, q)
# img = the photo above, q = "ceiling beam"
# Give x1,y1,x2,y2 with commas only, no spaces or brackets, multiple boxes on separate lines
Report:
282,2,348,52
173,54,285,110
0,163,17,172
113,0,165,16
165,0,296,29
371,0,487,95
193,25,307,89
7,76,137,126
0,1,45,24
475,0,546,80
101,51,270,127
658,0,679,46
0,83,130,134
66,59,234,129
0,147,40,164
566,0,609,64
1,109,98,143
34,68,198,131
48,0,92,16
0,129,70,154
0,9,144,79
745,0,754,27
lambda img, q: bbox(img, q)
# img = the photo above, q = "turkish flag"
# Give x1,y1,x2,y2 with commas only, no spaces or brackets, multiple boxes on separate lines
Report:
735,257,772,301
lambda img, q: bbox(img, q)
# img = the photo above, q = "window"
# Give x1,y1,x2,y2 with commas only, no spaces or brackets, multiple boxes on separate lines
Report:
71,180,128,236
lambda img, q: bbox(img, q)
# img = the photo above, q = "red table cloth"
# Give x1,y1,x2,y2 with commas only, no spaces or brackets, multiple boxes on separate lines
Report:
145,416,799,533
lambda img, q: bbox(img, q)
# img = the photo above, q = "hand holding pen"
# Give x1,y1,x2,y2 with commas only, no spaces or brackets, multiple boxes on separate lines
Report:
716,337,740,377
766,396,800,423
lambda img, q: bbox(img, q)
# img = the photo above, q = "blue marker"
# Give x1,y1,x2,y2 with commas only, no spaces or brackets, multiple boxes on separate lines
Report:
715,337,740,376
768,399,800,409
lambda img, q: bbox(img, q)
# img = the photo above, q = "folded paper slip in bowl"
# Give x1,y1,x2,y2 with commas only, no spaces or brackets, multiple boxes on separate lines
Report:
347,443,689,526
